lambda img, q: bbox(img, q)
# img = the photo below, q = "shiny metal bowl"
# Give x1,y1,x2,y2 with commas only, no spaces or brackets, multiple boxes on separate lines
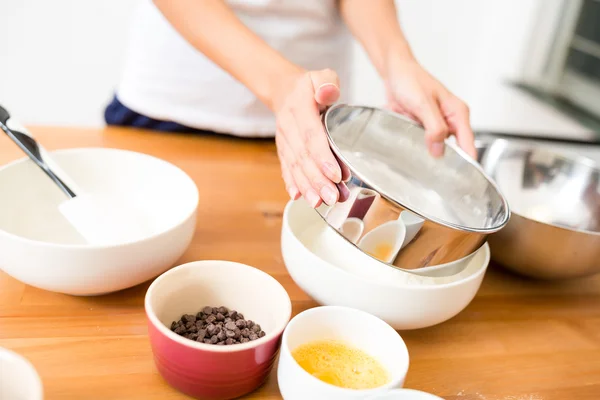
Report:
316,104,510,276
477,137,600,279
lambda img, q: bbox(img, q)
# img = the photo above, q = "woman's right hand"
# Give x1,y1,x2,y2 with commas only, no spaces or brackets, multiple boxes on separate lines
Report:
274,69,351,208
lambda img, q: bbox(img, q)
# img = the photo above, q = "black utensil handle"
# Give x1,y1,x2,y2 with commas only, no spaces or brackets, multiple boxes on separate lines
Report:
0,104,76,198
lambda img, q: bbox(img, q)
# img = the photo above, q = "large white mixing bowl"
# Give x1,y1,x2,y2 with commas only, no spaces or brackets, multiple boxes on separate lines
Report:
281,200,490,330
0,148,198,295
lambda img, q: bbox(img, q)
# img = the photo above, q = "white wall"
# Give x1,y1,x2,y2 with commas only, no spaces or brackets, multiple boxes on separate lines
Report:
352,0,542,109
1,0,590,136
0,0,137,127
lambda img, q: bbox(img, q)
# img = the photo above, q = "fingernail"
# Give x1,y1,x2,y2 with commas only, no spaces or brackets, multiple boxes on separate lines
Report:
305,189,321,208
320,186,338,206
318,83,340,92
287,186,299,200
430,142,445,157
323,162,342,183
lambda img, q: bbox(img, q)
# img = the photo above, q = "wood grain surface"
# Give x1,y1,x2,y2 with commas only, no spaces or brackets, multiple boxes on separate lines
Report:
1,126,599,400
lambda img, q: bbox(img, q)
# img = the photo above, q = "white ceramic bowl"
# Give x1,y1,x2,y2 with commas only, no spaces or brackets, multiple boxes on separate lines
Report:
0,347,44,400
278,306,409,400
281,200,491,330
0,148,198,295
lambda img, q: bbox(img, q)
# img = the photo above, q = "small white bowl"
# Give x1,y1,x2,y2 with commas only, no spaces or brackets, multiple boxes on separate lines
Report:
0,347,44,400
281,200,490,330
0,148,198,295
277,306,409,400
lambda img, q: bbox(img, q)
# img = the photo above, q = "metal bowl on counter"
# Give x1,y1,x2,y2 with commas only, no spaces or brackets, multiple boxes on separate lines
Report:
316,104,510,277
476,137,600,279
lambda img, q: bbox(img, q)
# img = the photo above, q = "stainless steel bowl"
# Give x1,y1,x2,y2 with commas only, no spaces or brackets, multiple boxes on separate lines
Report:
316,104,510,275
477,137,600,279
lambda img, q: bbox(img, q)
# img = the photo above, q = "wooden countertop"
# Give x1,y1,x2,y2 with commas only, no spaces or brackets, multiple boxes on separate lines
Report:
1,126,599,400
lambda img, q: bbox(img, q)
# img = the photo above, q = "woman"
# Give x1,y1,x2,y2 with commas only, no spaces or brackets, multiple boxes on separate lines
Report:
106,0,476,208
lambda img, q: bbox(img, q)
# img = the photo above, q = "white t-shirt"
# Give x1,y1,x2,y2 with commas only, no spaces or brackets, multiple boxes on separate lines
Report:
116,0,353,137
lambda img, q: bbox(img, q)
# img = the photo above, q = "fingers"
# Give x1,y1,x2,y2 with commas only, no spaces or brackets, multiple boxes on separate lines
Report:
442,96,477,159
334,153,351,182
289,109,340,206
295,72,344,185
309,69,340,109
411,96,449,158
274,69,352,208
277,107,338,208
276,132,300,200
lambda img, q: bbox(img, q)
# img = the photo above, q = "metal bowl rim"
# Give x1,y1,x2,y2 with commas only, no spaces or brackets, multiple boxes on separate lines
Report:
323,104,511,234
476,136,600,237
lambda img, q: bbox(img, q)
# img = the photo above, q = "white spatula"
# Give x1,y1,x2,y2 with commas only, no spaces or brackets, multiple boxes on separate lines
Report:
0,104,156,245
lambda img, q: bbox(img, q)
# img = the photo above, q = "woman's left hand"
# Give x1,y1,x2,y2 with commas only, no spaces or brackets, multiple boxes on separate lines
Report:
385,57,477,159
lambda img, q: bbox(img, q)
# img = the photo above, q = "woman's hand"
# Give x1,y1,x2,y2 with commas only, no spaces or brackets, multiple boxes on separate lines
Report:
385,57,477,159
152,1,350,210
274,69,350,208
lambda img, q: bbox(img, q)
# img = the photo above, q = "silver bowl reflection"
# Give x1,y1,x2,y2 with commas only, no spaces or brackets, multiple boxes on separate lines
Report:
477,137,600,279
316,104,510,276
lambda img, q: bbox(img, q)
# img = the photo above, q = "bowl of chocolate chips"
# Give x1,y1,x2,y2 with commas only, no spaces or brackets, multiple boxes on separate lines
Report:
144,260,292,400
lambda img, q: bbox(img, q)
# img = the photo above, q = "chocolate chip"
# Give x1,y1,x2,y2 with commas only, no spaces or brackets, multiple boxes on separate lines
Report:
174,326,186,335
206,323,216,335
182,314,196,323
170,306,265,346
235,320,247,329
225,321,237,331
